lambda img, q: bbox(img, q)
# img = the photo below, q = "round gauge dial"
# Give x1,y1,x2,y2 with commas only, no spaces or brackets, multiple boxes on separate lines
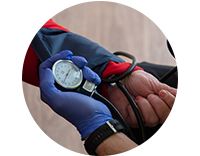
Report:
52,60,83,89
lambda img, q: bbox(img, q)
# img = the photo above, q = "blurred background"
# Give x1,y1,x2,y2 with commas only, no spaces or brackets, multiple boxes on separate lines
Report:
22,1,176,155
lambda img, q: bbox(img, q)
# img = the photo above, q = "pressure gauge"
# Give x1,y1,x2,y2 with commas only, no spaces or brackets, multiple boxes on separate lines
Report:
52,59,97,96
52,60,83,89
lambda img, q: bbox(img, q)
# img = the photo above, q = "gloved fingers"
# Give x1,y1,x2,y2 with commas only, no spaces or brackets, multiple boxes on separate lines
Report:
39,68,54,84
39,69,61,106
71,56,87,68
39,50,73,74
39,68,60,94
82,66,101,85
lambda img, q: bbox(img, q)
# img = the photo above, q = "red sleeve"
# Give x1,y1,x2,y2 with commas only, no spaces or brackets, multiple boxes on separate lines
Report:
21,0,69,86
101,61,143,98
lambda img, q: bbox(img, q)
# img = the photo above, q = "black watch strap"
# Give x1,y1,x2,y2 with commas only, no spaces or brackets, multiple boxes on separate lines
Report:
84,119,125,155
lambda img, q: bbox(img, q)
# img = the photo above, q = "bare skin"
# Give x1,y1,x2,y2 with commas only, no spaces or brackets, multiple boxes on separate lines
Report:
107,70,177,128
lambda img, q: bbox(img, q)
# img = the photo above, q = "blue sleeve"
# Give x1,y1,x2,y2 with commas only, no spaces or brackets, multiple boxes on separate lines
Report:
31,28,124,77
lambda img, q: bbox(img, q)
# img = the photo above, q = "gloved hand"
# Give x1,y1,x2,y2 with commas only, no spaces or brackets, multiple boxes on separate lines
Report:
39,50,113,140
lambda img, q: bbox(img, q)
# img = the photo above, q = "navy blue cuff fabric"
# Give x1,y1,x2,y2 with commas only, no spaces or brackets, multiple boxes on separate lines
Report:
31,28,124,77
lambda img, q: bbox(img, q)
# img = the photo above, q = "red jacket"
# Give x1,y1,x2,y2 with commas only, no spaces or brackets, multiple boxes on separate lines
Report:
21,0,141,97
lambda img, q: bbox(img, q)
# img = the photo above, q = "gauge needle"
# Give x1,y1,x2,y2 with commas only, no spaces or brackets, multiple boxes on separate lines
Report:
63,69,70,82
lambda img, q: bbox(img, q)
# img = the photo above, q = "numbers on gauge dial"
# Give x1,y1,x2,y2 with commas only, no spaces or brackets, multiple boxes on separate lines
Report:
54,61,81,88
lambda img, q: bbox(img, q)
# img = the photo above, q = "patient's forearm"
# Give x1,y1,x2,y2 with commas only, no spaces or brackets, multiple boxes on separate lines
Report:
94,132,138,155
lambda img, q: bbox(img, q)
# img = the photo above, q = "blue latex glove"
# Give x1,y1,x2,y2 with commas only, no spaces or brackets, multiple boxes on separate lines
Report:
39,50,113,140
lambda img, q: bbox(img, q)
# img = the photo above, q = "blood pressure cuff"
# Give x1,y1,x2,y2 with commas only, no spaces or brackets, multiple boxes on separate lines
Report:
25,28,124,77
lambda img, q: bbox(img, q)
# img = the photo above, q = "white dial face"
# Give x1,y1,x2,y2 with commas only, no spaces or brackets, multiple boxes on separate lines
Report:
52,60,83,89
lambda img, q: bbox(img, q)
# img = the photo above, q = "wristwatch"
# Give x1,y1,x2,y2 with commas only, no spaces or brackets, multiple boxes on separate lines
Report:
84,119,125,155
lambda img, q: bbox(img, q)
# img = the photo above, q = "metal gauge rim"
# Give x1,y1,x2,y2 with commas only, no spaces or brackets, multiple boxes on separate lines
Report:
52,60,83,89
